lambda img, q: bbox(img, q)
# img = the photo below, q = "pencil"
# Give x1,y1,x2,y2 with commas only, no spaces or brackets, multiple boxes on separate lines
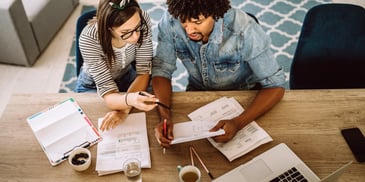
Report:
189,146,194,166
191,146,214,179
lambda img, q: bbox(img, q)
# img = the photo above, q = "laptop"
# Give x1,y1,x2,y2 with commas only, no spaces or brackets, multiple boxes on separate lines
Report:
213,143,352,182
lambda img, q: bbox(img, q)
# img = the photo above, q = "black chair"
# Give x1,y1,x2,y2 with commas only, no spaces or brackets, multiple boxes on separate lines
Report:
75,9,97,77
289,4,365,89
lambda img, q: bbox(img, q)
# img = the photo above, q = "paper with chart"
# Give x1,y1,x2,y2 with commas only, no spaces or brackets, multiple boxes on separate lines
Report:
188,97,273,162
96,112,151,176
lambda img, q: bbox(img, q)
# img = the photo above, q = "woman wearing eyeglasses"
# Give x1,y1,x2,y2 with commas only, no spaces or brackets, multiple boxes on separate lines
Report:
75,0,157,131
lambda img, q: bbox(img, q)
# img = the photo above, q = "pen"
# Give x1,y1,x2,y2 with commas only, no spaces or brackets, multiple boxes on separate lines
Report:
163,119,167,154
191,146,214,179
156,101,171,110
56,141,91,164
138,92,171,110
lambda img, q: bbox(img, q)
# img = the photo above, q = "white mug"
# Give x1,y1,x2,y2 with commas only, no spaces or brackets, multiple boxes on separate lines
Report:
68,147,91,171
178,165,201,182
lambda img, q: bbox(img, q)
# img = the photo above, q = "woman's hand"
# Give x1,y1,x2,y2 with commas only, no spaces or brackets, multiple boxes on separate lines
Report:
126,92,159,111
99,110,129,131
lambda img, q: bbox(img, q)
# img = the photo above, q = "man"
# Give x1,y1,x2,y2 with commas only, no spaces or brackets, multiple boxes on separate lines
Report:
152,0,285,148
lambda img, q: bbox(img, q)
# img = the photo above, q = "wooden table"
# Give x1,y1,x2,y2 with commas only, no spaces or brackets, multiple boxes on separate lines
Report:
0,90,364,181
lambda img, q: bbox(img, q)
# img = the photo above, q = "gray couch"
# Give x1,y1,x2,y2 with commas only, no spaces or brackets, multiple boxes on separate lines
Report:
0,0,79,66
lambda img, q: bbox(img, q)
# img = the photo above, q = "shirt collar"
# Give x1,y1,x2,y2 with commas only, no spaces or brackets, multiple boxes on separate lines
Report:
208,18,223,44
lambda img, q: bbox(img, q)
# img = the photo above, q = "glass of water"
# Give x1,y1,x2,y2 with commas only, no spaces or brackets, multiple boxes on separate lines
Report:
123,158,142,182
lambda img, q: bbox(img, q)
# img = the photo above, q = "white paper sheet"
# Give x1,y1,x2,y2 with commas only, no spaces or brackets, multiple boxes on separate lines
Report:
188,97,273,161
171,121,225,144
95,112,151,176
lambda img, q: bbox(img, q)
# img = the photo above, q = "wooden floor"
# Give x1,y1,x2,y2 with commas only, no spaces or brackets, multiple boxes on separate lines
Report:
0,0,364,118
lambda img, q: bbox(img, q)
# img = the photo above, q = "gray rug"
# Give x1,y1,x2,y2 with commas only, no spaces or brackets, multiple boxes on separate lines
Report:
59,0,331,93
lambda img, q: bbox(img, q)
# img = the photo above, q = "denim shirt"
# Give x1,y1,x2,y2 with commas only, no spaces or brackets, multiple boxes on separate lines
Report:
152,8,285,90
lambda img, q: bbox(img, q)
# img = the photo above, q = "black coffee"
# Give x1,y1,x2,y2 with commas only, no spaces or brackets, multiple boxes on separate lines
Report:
71,152,89,165
182,171,199,182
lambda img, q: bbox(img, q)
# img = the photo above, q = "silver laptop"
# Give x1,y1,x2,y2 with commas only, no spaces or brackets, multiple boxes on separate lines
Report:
213,143,352,182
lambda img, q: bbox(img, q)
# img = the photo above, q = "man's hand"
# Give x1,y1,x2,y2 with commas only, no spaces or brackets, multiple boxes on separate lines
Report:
154,119,174,148
209,119,240,143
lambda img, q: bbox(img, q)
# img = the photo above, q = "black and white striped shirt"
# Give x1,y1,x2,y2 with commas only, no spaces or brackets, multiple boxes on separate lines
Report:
79,10,153,97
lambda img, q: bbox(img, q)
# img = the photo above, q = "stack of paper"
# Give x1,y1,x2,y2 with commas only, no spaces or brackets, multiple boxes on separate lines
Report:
95,112,151,176
188,97,273,162
26,98,101,166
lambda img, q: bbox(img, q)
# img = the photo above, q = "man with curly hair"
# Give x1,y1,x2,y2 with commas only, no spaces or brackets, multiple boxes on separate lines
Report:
152,0,286,147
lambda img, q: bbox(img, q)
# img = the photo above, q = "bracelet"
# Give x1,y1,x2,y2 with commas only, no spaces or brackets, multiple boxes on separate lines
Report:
125,92,129,106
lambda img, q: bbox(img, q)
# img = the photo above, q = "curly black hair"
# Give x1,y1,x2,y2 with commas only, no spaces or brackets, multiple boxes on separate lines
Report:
166,0,231,22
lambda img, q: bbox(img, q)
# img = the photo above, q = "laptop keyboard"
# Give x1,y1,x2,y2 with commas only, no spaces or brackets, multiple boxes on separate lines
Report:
269,167,308,182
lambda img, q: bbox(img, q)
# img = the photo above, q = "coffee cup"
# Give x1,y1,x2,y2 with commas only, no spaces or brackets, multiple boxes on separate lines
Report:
68,147,91,171
177,165,201,182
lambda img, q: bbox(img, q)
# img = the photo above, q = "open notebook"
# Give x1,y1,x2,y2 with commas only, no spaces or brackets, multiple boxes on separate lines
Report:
26,98,101,166
213,143,352,182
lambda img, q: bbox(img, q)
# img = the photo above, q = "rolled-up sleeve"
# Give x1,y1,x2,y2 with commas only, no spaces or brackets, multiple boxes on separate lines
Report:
79,25,118,97
242,23,286,88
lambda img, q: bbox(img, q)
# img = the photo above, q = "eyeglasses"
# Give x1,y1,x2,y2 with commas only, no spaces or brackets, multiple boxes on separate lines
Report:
120,21,145,40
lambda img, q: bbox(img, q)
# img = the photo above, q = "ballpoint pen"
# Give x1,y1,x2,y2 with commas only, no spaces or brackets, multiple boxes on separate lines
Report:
156,101,171,110
138,92,171,110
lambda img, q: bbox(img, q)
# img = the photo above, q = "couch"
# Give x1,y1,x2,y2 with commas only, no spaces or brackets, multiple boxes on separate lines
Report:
0,0,79,66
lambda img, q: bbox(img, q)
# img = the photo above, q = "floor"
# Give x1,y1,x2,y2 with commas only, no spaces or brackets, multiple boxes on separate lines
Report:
0,0,364,118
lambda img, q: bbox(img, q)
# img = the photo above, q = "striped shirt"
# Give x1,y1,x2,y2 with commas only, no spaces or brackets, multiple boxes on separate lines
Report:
79,10,153,97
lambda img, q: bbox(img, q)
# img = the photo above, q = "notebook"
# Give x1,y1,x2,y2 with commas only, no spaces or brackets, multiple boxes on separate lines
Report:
26,98,101,166
213,143,352,182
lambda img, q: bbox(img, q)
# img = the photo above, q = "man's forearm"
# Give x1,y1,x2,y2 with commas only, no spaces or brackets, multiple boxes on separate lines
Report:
152,76,173,121
235,87,285,129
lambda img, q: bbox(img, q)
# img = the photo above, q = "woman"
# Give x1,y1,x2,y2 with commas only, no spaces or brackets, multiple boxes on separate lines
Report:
75,0,157,131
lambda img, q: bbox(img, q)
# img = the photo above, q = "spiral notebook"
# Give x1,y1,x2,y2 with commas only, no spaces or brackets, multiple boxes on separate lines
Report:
26,98,102,166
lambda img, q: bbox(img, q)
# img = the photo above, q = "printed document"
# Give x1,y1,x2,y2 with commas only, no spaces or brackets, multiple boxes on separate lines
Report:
188,97,273,161
171,121,225,144
96,112,151,176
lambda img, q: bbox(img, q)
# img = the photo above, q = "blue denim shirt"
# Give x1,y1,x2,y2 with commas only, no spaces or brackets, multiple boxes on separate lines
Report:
152,8,285,90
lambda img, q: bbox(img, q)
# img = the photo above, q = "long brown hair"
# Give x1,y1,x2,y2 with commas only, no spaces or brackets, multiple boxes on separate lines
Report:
96,0,147,67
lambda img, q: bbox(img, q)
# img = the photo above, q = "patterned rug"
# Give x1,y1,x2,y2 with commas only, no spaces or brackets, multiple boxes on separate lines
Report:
59,0,332,93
